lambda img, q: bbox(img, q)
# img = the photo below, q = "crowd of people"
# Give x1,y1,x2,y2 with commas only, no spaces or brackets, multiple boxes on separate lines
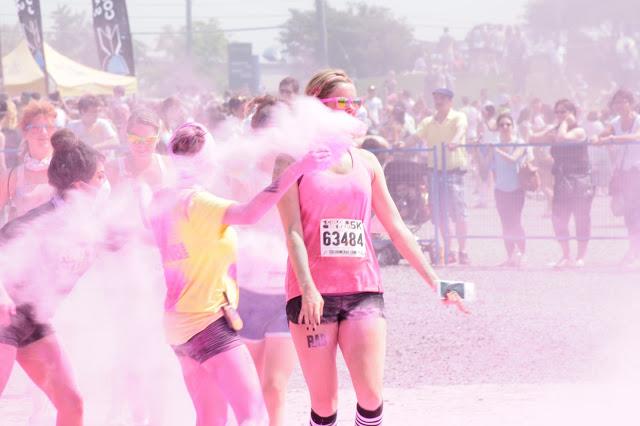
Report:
0,63,638,425
0,69,470,426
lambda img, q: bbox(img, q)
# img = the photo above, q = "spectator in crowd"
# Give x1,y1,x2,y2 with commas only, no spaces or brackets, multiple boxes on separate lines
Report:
365,85,384,129
461,96,481,143
492,113,530,267
228,96,248,121
107,108,169,191
0,101,57,223
414,88,470,264
531,99,593,268
597,89,640,266
0,103,6,175
48,91,69,129
382,103,415,148
584,111,609,193
67,94,119,152
110,102,132,146
158,97,189,152
474,102,497,208
0,98,22,170
278,76,300,103
112,85,126,106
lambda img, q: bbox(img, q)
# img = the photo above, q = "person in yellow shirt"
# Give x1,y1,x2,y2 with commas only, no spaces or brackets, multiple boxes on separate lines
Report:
148,122,331,426
415,88,471,264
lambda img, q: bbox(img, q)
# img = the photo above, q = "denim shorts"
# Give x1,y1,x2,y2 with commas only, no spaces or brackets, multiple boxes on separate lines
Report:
238,288,289,340
429,172,467,222
286,292,385,325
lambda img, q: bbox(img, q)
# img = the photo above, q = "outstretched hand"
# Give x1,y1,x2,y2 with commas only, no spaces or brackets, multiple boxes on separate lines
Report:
443,290,470,315
297,148,333,174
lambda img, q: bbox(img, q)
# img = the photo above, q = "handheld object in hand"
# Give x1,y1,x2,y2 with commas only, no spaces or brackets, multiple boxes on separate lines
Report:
438,280,475,302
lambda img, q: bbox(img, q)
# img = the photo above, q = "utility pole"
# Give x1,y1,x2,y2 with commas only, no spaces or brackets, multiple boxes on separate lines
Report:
186,0,193,59
316,0,329,67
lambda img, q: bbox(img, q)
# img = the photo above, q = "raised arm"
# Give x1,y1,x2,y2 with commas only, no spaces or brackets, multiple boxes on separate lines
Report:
556,119,586,143
223,149,331,226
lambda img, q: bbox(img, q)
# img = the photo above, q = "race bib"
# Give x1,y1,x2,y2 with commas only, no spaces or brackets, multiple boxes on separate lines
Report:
320,218,366,258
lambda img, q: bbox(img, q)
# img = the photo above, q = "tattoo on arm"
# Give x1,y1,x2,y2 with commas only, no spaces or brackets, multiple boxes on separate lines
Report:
272,154,295,180
263,178,280,194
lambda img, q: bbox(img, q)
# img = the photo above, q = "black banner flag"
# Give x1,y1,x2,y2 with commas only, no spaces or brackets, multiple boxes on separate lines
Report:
16,0,47,72
92,0,135,75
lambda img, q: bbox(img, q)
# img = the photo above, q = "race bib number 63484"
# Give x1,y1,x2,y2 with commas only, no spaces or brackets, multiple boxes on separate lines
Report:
320,218,366,258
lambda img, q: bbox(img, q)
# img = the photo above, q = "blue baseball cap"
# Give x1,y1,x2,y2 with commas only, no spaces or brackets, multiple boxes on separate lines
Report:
432,88,454,98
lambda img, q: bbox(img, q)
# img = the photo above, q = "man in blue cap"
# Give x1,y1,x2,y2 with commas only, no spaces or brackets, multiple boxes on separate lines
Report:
415,88,471,265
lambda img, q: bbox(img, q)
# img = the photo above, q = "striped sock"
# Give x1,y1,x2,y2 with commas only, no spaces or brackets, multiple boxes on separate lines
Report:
310,409,337,426
355,403,383,426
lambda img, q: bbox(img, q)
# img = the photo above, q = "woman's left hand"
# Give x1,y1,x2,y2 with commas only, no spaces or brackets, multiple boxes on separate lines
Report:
443,290,470,314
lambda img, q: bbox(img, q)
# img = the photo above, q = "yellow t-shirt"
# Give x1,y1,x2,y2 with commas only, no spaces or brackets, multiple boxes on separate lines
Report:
150,189,238,345
416,109,469,171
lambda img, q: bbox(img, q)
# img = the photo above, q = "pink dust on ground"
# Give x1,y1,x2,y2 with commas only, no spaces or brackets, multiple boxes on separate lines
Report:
1,99,638,425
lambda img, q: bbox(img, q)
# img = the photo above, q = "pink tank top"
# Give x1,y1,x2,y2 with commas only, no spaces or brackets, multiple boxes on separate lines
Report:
286,149,382,300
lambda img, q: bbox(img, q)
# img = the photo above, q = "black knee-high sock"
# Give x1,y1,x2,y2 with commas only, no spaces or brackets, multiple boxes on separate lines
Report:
310,409,337,426
355,403,383,425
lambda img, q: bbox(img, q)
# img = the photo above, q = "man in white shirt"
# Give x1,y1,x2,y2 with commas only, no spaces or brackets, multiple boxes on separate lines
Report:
67,94,119,152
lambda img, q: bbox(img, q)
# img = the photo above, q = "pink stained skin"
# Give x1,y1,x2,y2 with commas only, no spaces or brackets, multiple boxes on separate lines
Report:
178,344,267,426
277,79,469,419
0,113,55,216
245,335,298,426
0,160,108,426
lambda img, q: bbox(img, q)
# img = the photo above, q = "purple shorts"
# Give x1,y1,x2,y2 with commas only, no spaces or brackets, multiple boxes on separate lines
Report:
0,304,53,348
286,292,385,324
171,317,242,363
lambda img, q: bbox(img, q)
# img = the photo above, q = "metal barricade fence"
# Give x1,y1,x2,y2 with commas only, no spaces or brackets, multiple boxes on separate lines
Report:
437,141,640,265
369,146,441,265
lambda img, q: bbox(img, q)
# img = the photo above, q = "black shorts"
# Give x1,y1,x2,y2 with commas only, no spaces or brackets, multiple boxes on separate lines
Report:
0,304,53,348
286,292,385,325
171,316,242,364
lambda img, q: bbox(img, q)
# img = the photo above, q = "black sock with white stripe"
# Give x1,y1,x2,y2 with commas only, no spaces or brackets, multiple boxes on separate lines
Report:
310,409,337,426
355,403,383,426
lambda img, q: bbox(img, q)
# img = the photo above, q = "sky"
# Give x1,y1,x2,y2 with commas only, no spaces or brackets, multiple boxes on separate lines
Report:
1,0,528,57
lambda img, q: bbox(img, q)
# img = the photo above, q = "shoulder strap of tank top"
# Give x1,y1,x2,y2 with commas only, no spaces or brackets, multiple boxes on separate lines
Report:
117,156,129,177
350,148,373,179
157,154,168,175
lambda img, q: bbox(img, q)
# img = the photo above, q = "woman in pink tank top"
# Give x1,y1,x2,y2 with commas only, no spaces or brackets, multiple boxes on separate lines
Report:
276,69,468,426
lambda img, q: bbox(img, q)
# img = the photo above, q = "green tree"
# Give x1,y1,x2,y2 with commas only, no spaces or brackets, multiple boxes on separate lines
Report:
280,2,417,78
150,19,228,93
48,5,99,68
1,23,22,54
526,0,637,35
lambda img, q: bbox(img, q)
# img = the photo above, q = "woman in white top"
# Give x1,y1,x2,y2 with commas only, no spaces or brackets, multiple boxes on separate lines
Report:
233,96,297,426
597,89,640,266
0,101,57,224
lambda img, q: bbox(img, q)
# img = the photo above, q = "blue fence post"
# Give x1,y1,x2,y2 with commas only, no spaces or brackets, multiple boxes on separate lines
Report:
431,146,440,265
441,143,449,265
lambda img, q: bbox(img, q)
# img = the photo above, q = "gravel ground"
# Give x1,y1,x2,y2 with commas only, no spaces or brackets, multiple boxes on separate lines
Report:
2,195,639,425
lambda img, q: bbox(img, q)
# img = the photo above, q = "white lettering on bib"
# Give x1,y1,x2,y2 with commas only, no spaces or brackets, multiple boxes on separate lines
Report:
320,218,366,258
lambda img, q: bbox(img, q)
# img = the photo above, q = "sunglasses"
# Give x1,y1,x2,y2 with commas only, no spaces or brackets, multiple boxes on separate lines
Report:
128,133,158,145
25,123,56,132
555,109,567,115
499,122,513,128
320,97,363,110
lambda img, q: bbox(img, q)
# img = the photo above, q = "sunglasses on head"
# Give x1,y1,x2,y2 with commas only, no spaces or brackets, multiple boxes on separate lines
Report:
128,133,158,145
320,97,363,109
